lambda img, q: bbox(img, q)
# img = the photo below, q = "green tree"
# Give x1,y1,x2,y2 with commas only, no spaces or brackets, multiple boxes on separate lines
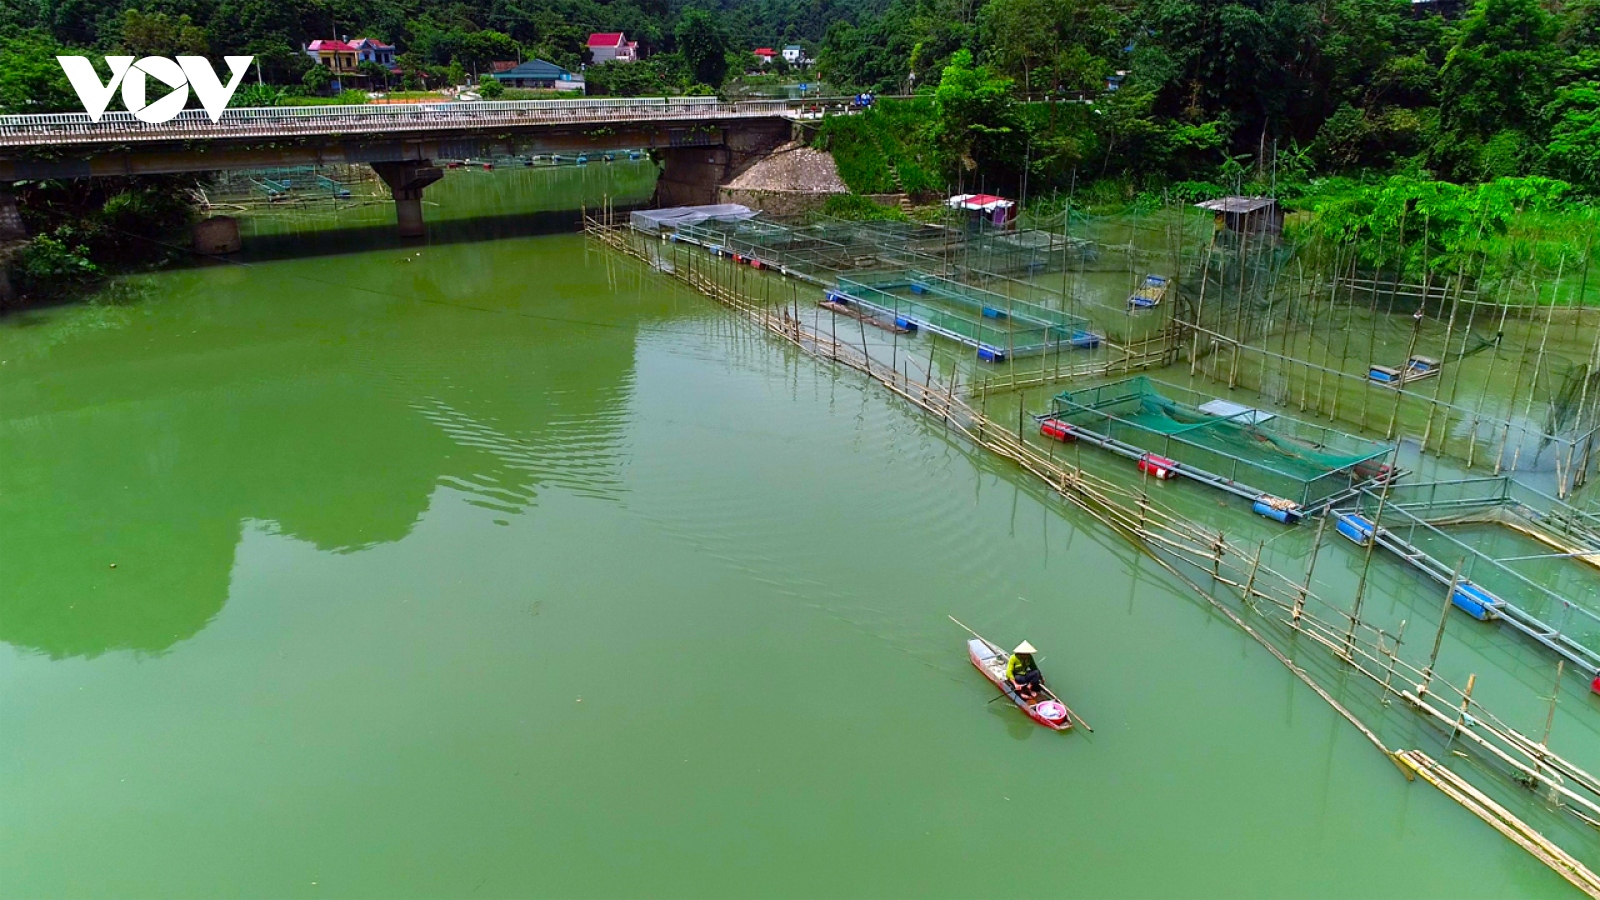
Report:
586,60,679,96
978,0,1118,94
358,61,392,91
302,63,334,95
116,9,209,57
208,0,324,81
931,50,1019,175
477,75,505,98
1546,83,1600,190
0,31,76,115
459,30,521,75
676,9,729,88
1438,0,1558,173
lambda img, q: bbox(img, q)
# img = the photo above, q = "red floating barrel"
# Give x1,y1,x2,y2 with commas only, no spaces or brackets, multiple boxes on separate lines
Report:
1352,460,1393,482
1039,419,1076,442
1138,453,1176,479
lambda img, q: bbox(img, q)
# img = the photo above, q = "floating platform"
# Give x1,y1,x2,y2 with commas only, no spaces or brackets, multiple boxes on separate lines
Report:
835,272,1102,363
1328,503,1600,674
1047,376,1395,510
820,295,911,333
1030,411,1379,524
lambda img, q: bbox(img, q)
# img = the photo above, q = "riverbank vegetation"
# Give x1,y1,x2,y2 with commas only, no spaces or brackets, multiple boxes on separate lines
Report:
3,177,197,308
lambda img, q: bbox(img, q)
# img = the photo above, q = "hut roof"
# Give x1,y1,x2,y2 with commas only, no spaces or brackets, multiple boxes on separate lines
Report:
1195,196,1277,214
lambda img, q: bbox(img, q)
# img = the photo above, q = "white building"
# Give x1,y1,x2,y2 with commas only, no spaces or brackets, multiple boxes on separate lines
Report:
588,32,639,64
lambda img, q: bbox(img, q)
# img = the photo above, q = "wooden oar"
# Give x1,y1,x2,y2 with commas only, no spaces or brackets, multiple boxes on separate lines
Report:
949,615,1094,733
947,615,1004,655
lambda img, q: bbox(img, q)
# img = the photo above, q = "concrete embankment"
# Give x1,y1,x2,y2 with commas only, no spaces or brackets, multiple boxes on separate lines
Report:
717,140,902,215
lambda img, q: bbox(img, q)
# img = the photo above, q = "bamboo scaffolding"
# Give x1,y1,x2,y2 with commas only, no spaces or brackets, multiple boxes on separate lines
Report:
590,219,1600,882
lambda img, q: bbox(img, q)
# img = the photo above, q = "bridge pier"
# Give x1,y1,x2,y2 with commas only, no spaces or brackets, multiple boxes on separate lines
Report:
652,121,793,208
0,190,26,242
372,161,443,238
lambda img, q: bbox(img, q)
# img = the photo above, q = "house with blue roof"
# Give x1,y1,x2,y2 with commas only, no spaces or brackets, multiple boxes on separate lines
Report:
489,59,585,92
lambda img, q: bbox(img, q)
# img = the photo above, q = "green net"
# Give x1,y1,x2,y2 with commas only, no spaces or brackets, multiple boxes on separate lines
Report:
838,270,1099,359
1051,376,1392,503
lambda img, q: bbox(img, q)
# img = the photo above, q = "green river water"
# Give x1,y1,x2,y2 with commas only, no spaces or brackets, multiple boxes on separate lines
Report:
0,166,1580,897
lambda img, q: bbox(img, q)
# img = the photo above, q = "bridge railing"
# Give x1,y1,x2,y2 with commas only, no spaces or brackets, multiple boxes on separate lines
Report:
0,97,792,148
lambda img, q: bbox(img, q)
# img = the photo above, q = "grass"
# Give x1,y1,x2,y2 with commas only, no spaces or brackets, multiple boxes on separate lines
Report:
821,193,908,221
812,99,941,197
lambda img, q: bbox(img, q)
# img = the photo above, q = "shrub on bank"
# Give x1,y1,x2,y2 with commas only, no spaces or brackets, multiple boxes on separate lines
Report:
812,99,940,197
821,193,909,221
3,178,199,310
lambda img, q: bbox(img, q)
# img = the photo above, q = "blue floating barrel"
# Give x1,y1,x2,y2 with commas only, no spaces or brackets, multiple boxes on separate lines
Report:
826,291,849,306
1451,582,1501,621
910,282,928,294
1335,512,1375,545
1252,498,1300,524
981,307,1006,319
1369,365,1399,384
978,345,1005,362
895,317,918,332
1070,331,1101,349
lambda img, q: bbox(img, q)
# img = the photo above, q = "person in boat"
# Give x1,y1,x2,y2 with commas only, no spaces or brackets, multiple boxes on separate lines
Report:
1006,641,1043,701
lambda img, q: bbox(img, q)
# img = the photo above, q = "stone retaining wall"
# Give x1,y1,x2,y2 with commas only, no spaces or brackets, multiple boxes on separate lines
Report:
716,188,907,216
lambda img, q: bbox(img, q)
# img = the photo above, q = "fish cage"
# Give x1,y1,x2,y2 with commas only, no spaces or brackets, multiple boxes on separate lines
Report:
631,204,759,234
675,218,887,278
207,165,373,203
1334,477,1600,673
834,270,1101,362
1047,376,1392,508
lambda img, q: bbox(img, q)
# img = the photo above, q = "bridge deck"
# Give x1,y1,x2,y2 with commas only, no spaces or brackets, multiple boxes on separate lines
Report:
0,97,796,149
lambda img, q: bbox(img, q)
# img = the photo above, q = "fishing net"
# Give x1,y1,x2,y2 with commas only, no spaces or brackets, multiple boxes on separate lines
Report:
837,270,1099,358
1051,376,1391,502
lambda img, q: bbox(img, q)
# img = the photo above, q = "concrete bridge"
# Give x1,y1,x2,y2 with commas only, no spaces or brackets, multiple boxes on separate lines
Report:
0,97,823,237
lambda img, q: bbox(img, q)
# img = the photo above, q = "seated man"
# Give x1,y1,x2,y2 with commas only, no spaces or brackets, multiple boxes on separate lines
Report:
1006,641,1043,701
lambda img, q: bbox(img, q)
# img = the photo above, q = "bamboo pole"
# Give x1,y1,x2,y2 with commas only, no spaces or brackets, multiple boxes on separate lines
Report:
1422,559,1467,697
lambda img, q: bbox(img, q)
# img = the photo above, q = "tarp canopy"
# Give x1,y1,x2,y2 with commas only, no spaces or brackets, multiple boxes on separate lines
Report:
1194,196,1276,214
631,204,758,233
947,193,1015,212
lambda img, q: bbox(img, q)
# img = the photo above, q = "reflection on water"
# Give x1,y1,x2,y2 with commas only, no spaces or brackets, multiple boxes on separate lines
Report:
0,166,654,659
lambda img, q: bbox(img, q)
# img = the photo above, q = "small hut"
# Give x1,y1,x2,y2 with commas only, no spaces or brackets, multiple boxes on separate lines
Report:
1195,196,1282,236
948,193,1016,230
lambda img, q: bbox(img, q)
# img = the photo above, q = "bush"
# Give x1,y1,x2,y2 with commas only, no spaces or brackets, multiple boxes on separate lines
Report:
812,99,941,197
228,82,284,108
477,77,504,99
302,64,333,95
821,193,909,221
12,232,98,298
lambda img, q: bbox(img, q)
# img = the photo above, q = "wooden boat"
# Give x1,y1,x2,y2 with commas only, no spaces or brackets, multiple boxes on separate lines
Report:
966,638,1074,731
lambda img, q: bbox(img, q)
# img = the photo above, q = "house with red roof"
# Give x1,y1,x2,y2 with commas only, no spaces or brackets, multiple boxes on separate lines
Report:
304,40,359,75
753,47,775,65
588,32,638,64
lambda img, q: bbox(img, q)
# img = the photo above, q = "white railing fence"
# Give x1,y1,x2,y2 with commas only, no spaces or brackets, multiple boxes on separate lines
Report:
0,97,797,147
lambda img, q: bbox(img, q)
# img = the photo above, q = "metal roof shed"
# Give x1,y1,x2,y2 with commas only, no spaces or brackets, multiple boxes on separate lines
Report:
1195,196,1282,235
